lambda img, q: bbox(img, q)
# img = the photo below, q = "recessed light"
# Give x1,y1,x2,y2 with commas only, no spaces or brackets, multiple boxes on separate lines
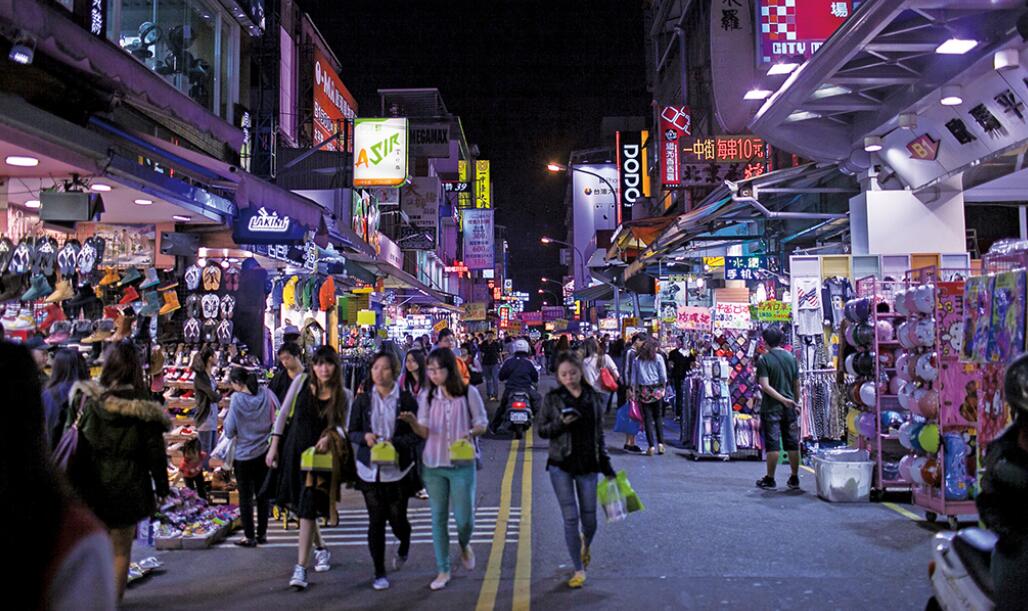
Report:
5,155,38,167
744,88,773,100
940,84,963,106
767,62,799,76
90,183,112,192
936,38,978,55
864,136,883,152
134,198,153,206
172,214,191,221
24,199,40,208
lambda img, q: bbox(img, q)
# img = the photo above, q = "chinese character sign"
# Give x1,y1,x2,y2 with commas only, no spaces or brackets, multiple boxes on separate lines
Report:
757,300,792,322
462,209,494,270
660,106,690,187
758,0,853,65
724,255,778,281
676,306,714,331
714,302,752,330
682,136,767,163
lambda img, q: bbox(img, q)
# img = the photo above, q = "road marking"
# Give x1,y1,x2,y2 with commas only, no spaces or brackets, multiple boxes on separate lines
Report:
230,539,520,549
513,428,533,611
883,502,923,522
476,438,521,611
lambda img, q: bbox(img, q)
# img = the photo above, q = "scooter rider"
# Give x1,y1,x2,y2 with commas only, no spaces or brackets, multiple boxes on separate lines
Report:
490,339,540,433
976,352,1028,610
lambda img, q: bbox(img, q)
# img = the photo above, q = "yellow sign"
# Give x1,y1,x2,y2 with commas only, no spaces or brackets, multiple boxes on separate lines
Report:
458,160,471,209
508,320,523,334
352,286,374,295
433,319,449,332
475,160,491,209
356,309,377,326
641,129,652,199
703,256,725,268
463,302,487,321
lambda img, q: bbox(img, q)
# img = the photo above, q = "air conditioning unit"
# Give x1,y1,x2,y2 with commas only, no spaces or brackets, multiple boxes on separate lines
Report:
39,191,104,223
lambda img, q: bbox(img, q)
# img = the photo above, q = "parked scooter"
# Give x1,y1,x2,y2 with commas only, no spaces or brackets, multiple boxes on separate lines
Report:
927,528,996,611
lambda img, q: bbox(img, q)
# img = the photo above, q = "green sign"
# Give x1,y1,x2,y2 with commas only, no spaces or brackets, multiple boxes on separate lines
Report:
757,300,792,322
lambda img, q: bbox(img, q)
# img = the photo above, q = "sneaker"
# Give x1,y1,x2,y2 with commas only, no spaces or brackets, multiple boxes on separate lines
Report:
461,545,475,570
787,475,801,490
313,548,331,572
568,571,587,589
756,476,777,490
289,564,308,590
372,577,390,591
645,447,655,456
392,554,407,571
429,573,450,591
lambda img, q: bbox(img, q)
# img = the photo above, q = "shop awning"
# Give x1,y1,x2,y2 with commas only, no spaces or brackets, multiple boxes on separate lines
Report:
318,216,376,258
347,253,455,309
235,174,325,234
573,283,614,302
607,215,678,257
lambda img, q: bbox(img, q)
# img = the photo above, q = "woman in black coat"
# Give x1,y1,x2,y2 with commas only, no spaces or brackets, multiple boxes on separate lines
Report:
348,350,422,590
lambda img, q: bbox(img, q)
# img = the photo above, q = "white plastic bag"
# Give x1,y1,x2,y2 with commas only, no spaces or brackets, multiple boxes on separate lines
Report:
211,434,236,470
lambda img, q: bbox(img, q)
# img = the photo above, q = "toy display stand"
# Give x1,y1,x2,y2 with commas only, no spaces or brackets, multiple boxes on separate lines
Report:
855,276,912,499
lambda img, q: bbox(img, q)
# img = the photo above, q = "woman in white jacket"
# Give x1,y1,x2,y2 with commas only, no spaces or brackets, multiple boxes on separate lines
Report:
582,338,619,412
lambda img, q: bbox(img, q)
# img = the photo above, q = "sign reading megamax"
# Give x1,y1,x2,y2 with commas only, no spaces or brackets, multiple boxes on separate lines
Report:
233,206,306,245
409,121,451,158
313,49,357,153
353,118,408,187
617,131,651,207
462,209,494,270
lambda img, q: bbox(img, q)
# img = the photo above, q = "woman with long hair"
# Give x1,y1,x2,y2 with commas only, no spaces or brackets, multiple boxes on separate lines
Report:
582,338,619,413
348,351,421,590
68,340,170,600
226,367,280,547
630,337,668,455
537,352,616,589
399,348,488,591
42,347,88,449
191,346,221,468
401,349,427,396
267,345,355,590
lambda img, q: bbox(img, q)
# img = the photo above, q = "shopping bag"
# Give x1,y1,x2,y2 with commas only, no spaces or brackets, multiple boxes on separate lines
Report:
51,395,87,472
300,446,333,472
449,439,477,464
628,399,643,423
613,403,640,435
600,367,619,392
597,476,628,523
615,470,645,513
371,441,398,465
211,434,237,470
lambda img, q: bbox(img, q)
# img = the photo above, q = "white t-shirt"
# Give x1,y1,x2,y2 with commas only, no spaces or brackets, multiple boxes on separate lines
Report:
583,354,618,388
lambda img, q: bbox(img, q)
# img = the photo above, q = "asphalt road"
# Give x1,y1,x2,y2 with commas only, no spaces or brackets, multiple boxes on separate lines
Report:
124,375,939,610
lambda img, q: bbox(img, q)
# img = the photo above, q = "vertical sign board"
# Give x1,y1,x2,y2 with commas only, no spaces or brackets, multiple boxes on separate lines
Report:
660,106,690,187
462,209,494,270
352,189,382,254
616,131,651,207
313,49,358,153
400,177,441,249
475,160,491,208
353,118,408,187
458,160,472,209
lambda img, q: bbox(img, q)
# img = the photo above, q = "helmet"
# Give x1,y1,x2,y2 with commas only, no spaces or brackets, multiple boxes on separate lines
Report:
1004,352,1028,415
513,339,530,355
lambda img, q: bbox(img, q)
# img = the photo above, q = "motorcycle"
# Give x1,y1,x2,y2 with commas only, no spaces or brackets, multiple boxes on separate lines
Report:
927,527,996,611
506,389,534,440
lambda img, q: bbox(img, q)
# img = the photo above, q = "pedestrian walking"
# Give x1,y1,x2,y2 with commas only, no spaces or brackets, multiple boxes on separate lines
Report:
349,350,422,590
401,349,427,396
537,352,616,589
225,367,279,547
399,347,488,591
42,347,88,450
266,345,356,590
269,342,305,403
67,340,170,601
582,338,619,413
480,331,502,401
755,326,802,490
191,347,221,469
630,337,668,456
3,343,117,610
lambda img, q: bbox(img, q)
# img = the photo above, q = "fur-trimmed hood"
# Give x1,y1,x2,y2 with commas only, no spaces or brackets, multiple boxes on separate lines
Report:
71,380,170,429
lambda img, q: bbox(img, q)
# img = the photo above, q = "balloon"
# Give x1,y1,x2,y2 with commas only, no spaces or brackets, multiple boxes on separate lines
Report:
879,350,896,369
909,456,928,485
897,322,916,349
845,353,858,376
846,409,860,437
915,319,936,348
845,298,872,323
894,290,909,316
876,320,894,341
858,412,877,438
943,433,972,501
905,291,920,317
844,324,858,348
849,381,864,405
854,323,876,348
899,454,916,481
900,381,918,411
921,458,941,487
854,352,876,377
889,375,903,395
914,284,936,315
859,380,877,408
881,410,904,430
909,422,925,452
918,423,940,454
898,421,916,450
916,352,938,383
895,353,913,381
917,387,940,419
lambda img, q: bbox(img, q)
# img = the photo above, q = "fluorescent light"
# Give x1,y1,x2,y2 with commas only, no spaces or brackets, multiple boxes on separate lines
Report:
24,199,40,208
767,62,798,76
786,111,821,122
936,38,978,55
172,214,191,221
940,84,963,106
864,136,883,152
811,85,851,99
744,88,773,100
90,183,112,192
995,48,1019,71
133,198,153,206
5,155,38,167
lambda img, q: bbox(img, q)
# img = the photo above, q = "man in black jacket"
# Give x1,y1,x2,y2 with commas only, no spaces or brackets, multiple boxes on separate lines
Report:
490,339,540,433
480,331,503,401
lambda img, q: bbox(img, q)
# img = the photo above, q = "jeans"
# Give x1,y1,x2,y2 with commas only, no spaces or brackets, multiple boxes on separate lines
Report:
197,429,216,470
361,481,412,578
548,466,598,571
235,454,270,540
641,400,664,448
421,464,477,573
483,364,500,398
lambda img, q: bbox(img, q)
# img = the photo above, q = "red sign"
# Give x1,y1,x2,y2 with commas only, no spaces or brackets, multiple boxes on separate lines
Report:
682,136,767,163
313,48,358,153
675,306,713,331
907,134,939,161
758,0,853,65
445,261,470,277
660,106,690,187
520,311,544,326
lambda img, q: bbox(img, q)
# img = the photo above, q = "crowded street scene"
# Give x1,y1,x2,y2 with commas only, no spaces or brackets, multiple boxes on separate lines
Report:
3,0,1028,609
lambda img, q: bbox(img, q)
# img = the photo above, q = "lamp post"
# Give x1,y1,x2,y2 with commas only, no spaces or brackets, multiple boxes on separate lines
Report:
546,162,620,200
541,236,587,291
538,288,559,303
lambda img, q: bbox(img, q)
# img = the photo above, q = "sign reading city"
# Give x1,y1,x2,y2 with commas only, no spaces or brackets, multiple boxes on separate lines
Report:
660,106,691,187
313,49,358,153
617,130,651,207
233,206,306,245
757,0,853,65
353,118,408,187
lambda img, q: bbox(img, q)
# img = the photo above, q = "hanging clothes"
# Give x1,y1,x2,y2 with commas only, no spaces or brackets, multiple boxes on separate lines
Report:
821,277,855,330
794,276,825,337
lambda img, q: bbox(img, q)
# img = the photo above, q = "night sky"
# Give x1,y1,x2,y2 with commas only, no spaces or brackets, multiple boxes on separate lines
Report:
303,0,650,308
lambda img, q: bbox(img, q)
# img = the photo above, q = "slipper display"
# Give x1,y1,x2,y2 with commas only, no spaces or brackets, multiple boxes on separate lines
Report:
77,239,98,276
201,293,220,319
0,237,14,274
202,318,218,343
34,237,58,276
9,239,33,274
91,236,106,268
219,294,236,319
185,294,201,318
184,264,202,291
57,240,80,276
216,319,233,345
202,264,222,291
223,266,240,291
183,317,202,343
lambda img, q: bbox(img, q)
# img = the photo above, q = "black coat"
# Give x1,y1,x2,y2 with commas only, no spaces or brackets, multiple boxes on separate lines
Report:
537,384,615,478
347,388,422,493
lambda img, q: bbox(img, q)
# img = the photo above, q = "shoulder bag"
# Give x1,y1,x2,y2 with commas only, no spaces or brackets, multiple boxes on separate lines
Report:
51,393,88,472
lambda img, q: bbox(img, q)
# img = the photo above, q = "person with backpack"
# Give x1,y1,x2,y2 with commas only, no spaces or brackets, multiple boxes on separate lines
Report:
225,367,279,547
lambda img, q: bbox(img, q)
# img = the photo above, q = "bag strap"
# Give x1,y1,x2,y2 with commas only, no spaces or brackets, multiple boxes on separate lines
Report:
287,373,308,422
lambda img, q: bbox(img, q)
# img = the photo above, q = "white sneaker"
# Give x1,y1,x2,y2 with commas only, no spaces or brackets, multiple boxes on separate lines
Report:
313,548,331,572
461,545,476,570
430,572,451,591
372,577,390,590
289,565,308,589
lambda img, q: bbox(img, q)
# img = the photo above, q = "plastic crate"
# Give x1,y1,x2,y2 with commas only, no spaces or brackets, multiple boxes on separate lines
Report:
813,449,874,503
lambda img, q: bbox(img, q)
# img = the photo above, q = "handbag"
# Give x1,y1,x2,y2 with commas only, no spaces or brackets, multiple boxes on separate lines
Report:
600,367,619,392
628,399,643,423
51,394,87,471
449,439,477,464
300,446,334,472
211,434,237,470
597,477,628,523
459,394,484,470
371,441,398,465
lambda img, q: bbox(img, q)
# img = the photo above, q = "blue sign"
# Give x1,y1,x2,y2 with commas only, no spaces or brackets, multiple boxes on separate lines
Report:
233,206,306,245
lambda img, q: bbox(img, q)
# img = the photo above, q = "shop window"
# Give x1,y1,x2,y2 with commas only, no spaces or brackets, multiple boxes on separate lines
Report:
107,0,239,121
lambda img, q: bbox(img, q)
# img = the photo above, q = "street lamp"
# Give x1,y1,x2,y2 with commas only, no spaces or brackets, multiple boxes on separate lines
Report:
546,162,620,205
540,277,563,288
538,288,559,302
541,236,587,290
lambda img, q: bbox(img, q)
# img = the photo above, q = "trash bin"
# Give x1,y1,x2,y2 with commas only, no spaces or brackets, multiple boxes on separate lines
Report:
813,448,874,503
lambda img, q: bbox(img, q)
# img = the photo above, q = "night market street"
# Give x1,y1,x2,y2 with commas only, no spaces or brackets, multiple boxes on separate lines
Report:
123,376,934,611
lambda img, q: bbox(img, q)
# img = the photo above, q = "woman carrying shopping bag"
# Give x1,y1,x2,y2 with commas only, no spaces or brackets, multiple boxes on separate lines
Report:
537,352,616,589
348,350,422,591
582,338,619,413
266,345,355,591
399,347,488,591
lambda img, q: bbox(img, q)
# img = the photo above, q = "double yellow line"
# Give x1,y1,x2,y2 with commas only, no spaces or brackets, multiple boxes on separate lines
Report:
475,429,534,611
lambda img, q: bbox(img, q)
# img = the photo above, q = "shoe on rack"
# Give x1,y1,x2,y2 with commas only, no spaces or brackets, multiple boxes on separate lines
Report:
82,320,115,344
372,577,390,591
140,267,161,289
313,548,331,572
119,285,140,305
787,475,801,490
38,303,66,333
118,267,142,286
429,573,451,591
44,279,73,303
158,280,179,292
288,564,308,590
461,545,475,570
98,266,120,287
21,273,52,301
756,476,777,490
160,290,181,316
7,308,35,331
139,290,161,317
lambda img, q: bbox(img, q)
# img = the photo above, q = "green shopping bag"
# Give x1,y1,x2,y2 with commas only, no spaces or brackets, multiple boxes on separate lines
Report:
371,441,398,465
615,470,644,513
597,477,628,523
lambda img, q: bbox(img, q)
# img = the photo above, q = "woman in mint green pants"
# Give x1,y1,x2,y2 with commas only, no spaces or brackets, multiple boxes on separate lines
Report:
400,348,488,591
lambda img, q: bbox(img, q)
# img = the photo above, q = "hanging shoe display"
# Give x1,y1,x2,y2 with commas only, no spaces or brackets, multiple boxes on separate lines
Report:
44,279,74,303
159,289,182,316
21,273,53,301
140,267,161,289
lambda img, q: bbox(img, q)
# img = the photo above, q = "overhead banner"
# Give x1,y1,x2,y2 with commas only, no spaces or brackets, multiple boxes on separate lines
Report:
616,130,651,207
656,279,688,323
714,302,752,330
521,311,544,326
659,106,690,187
400,177,440,250
475,160,491,208
352,189,381,254
313,48,358,153
409,121,451,158
757,300,792,322
462,208,494,270
542,306,565,322
353,118,408,187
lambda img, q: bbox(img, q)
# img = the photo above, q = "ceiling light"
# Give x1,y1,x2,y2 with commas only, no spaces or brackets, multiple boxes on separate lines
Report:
936,38,978,55
744,88,773,100
898,112,918,129
172,214,191,221
767,62,799,76
90,183,112,192
811,85,851,99
134,198,153,206
5,155,38,167
8,33,35,65
786,111,821,122
24,199,40,209
995,48,1019,71
940,84,963,106
864,136,883,152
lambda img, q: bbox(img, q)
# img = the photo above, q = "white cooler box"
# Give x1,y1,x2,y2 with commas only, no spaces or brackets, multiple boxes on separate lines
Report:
813,449,873,503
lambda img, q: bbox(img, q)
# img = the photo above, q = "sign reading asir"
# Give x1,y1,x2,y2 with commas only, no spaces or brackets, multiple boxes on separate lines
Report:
354,118,409,187
248,207,291,232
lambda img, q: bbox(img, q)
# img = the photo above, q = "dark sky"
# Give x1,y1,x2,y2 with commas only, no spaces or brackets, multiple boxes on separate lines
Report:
303,0,650,308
